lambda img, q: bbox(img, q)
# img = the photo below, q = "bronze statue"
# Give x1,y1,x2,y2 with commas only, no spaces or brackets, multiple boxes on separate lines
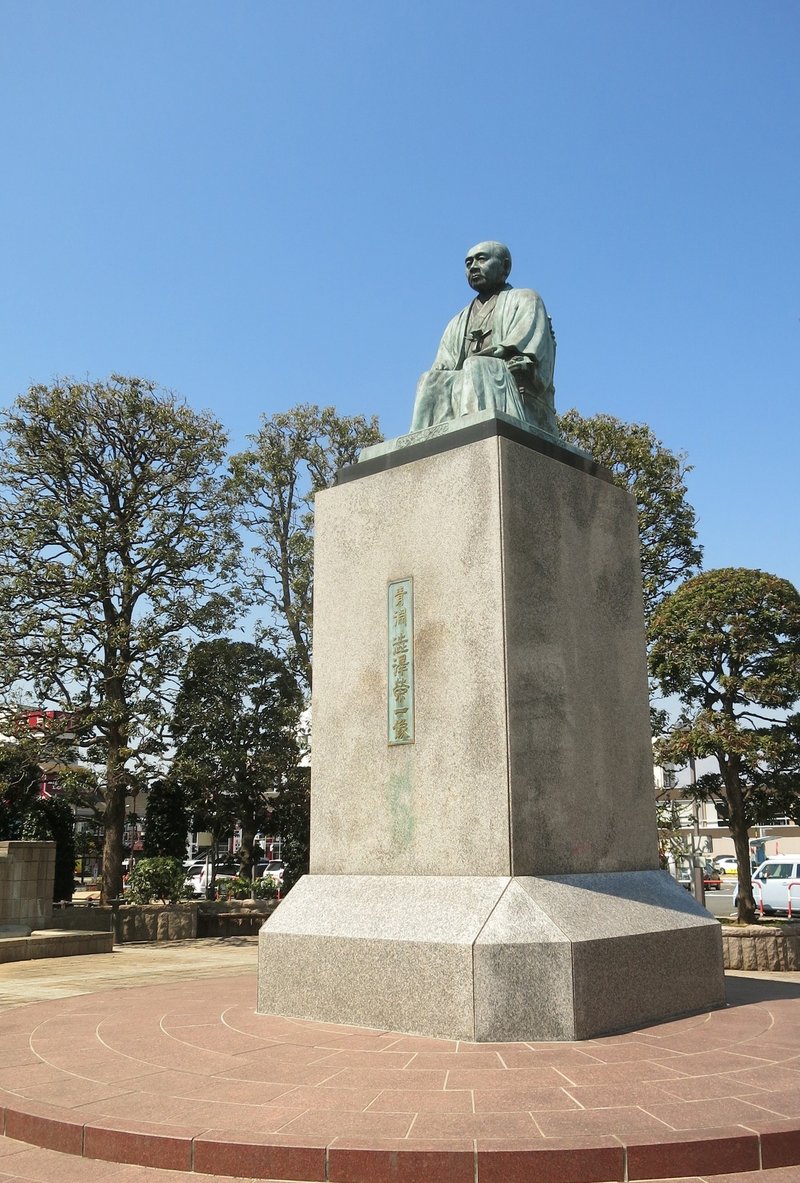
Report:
410,241,559,438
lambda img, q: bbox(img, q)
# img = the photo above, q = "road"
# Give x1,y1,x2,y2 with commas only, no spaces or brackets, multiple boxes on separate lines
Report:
691,880,737,918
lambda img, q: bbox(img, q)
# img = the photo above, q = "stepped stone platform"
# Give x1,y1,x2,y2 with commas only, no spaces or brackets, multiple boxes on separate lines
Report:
0,952,799,1182
0,929,113,963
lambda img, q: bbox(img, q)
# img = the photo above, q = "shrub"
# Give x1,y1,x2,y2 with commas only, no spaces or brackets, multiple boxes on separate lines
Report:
216,874,279,901
126,856,189,904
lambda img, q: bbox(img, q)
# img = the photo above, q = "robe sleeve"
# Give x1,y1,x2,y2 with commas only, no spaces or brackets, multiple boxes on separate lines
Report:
430,307,469,370
493,289,556,390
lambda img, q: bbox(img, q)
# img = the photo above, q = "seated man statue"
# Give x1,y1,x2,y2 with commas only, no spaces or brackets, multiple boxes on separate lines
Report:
410,241,560,438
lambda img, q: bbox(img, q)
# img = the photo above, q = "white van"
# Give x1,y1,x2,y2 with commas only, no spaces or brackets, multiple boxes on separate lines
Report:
735,858,800,914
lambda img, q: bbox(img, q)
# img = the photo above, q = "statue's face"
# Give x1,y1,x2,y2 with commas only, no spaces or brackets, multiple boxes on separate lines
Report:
465,242,508,293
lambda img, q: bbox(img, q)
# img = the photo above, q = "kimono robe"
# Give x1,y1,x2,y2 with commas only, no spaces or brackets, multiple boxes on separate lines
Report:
410,286,558,437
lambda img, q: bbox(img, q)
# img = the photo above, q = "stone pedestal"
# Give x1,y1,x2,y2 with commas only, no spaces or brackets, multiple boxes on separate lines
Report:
258,412,725,1040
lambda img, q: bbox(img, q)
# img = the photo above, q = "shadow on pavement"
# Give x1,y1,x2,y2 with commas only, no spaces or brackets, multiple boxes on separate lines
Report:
725,973,800,1007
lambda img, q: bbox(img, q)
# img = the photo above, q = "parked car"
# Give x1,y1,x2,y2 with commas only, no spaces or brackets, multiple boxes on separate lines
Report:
184,856,238,897
713,856,739,875
734,858,800,914
678,862,722,891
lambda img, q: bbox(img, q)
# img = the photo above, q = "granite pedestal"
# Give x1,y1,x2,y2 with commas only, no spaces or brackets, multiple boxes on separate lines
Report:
258,412,725,1040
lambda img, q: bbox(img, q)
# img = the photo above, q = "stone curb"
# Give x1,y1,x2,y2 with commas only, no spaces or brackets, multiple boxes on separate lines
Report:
2,1095,798,1181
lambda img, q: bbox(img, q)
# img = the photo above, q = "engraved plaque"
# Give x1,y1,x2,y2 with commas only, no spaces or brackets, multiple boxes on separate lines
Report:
388,577,414,745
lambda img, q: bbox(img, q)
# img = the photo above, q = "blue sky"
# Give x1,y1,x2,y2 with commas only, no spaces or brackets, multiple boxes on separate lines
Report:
1,1,797,589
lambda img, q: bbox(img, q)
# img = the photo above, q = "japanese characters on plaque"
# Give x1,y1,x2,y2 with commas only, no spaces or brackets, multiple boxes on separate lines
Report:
388,577,414,745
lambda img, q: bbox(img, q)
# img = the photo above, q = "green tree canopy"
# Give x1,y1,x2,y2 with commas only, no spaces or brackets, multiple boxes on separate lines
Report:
0,376,242,901
171,638,303,879
0,742,41,839
558,410,702,626
650,568,800,922
267,765,310,892
143,777,190,861
230,404,382,693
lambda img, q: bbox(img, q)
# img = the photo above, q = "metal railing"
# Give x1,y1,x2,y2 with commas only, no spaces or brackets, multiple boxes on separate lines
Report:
787,880,800,920
742,879,800,919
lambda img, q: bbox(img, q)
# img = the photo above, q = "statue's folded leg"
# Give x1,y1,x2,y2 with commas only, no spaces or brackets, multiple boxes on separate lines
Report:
459,357,560,437
458,357,528,421
410,359,559,437
410,371,461,431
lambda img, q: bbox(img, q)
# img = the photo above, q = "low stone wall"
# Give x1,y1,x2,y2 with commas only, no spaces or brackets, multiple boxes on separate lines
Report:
115,903,199,942
722,923,800,971
51,902,113,932
197,899,277,937
50,899,278,942
0,841,55,931
49,902,197,941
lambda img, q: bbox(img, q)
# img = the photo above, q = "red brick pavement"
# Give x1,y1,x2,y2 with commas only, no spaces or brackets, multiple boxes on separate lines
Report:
0,970,799,1181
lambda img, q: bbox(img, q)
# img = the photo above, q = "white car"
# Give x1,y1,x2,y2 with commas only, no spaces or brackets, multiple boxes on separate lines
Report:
713,856,739,875
184,857,238,896
735,858,800,914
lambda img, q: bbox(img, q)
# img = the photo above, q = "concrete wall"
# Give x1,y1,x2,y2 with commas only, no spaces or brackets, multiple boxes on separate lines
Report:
50,899,278,941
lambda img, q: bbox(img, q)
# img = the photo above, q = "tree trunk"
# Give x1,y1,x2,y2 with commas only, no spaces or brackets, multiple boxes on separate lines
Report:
101,776,125,904
725,766,757,924
238,821,257,878
100,719,127,905
732,825,757,924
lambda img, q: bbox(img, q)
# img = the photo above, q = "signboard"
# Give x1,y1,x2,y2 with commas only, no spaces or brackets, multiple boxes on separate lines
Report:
388,577,414,745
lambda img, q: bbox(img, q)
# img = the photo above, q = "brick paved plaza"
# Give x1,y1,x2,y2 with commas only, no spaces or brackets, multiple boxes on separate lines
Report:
0,941,799,1181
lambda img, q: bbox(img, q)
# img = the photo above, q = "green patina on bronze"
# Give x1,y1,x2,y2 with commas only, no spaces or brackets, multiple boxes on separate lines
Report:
410,240,561,439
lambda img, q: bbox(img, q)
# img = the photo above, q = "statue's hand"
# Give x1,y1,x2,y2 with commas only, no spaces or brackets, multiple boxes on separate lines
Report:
475,346,535,369
505,354,537,373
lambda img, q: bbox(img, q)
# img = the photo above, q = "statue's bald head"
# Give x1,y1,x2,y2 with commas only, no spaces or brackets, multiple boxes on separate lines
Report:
465,241,512,294
471,241,511,272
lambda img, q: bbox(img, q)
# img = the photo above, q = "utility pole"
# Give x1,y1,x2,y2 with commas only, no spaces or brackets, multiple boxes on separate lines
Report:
689,755,706,906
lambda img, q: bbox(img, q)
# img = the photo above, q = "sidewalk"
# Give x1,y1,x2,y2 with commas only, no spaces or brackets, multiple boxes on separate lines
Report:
0,937,257,1011
0,941,798,1182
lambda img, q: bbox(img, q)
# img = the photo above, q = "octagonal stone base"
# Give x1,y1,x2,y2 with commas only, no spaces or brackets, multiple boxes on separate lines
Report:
258,871,725,1041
